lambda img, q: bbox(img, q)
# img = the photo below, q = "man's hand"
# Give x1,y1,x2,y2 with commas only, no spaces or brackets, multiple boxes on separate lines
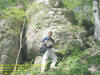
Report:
40,43,44,47
40,40,48,47
40,41,47,47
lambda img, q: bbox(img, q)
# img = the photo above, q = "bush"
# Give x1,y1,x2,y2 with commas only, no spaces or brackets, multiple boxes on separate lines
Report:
92,72,100,75
86,55,100,67
47,69,67,75
0,7,27,35
67,64,90,75
0,0,28,9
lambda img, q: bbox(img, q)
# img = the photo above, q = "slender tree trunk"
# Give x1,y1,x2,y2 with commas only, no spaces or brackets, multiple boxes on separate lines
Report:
93,0,100,41
12,21,26,75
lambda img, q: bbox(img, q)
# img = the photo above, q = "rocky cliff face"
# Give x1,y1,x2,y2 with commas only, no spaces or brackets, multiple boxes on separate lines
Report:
0,20,22,74
25,2,86,61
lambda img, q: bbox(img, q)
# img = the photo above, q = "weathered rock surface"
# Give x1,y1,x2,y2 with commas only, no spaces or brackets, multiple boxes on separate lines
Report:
25,3,86,61
34,56,42,65
0,20,22,75
34,0,62,6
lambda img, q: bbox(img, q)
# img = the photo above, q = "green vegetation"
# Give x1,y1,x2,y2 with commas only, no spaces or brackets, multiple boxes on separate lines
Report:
0,7,27,35
10,45,100,75
0,0,28,9
62,0,93,26
0,0,28,35
0,8,25,19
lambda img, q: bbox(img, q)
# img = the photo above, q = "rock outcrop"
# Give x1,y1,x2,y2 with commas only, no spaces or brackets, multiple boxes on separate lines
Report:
25,2,86,61
0,20,22,75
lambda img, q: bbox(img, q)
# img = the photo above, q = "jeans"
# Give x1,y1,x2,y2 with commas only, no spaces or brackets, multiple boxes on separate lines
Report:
41,48,57,72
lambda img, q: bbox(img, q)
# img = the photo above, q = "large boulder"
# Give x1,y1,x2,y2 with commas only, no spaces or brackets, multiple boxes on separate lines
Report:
25,3,86,60
0,20,22,75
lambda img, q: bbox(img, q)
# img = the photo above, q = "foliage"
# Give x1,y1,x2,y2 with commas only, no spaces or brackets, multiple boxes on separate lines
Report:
57,46,91,70
0,7,27,34
0,0,28,10
92,72,100,75
58,48,67,56
62,0,94,26
67,64,90,75
47,69,67,75
0,8,25,19
62,0,92,10
86,55,100,67
62,0,81,10
10,45,100,75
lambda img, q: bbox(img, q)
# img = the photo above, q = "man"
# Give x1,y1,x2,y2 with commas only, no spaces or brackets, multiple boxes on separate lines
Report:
41,31,57,72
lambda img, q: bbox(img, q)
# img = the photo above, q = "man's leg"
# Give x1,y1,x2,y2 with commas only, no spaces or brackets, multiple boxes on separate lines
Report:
41,50,49,72
48,49,57,69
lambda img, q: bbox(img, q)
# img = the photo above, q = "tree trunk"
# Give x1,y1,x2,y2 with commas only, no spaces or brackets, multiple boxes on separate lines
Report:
93,0,100,41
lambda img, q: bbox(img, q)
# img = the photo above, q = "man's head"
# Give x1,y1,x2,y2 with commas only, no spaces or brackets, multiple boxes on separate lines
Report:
48,31,52,38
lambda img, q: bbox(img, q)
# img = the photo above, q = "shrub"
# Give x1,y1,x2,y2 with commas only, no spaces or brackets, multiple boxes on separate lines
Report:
67,64,90,75
0,7,27,35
